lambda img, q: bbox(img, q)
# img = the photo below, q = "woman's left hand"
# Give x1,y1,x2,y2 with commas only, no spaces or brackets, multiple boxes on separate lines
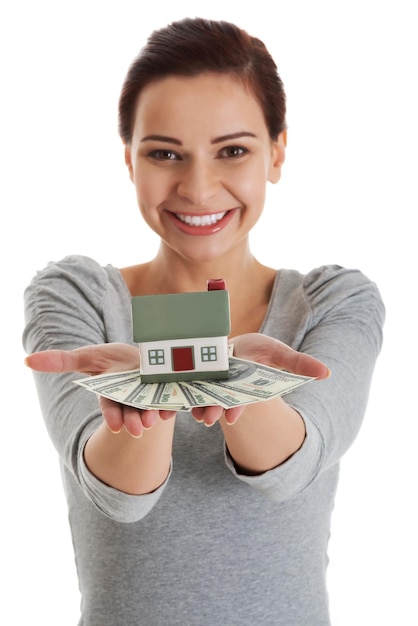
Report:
191,333,330,427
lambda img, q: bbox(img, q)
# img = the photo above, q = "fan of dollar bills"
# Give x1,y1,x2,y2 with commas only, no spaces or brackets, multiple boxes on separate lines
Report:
76,356,314,411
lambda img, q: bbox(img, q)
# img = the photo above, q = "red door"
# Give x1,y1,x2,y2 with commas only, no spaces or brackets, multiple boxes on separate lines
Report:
172,346,194,371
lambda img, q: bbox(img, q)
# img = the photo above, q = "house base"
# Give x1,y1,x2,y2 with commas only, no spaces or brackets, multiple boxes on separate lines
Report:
140,368,230,383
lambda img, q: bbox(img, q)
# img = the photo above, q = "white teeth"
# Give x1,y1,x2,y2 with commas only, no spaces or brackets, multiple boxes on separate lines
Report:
176,212,226,226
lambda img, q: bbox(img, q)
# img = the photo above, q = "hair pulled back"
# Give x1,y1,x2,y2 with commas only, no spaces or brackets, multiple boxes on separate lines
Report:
118,18,286,143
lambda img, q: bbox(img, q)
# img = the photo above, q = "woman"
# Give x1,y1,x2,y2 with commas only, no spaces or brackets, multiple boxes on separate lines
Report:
23,17,384,626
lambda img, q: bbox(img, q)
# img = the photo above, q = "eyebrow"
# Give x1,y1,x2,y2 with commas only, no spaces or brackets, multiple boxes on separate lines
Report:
212,131,257,144
140,131,257,145
140,134,182,145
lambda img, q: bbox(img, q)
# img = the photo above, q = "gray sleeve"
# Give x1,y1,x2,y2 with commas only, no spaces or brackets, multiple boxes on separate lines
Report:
225,266,385,501
23,255,169,522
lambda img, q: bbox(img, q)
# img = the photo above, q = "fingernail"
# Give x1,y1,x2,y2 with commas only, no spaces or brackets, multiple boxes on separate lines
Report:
107,424,122,435
123,425,143,439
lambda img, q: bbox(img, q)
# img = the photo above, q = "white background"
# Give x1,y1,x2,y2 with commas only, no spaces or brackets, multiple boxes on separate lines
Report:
1,1,416,624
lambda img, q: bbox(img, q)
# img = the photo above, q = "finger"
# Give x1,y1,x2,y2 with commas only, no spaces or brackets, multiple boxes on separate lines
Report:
232,334,330,380
159,410,177,421
223,406,245,425
71,344,139,374
100,396,124,434
288,351,330,380
25,343,139,375
190,407,205,423
25,349,73,373
262,347,329,379
139,409,159,430
191,405,224,427
121,406,146,438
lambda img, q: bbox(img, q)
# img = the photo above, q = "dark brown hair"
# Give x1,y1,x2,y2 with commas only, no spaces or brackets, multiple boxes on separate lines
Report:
118,18,286,144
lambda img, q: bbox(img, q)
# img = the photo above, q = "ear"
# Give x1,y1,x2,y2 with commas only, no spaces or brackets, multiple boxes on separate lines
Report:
124,144,134,182
268,131,287,184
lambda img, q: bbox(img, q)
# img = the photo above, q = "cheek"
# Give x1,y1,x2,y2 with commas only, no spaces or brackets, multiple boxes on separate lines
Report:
133,172,165,211
229,162,267,205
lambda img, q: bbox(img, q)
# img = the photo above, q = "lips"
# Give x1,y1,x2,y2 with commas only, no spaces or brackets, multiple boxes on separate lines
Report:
175,211,227,226
166,209,236,236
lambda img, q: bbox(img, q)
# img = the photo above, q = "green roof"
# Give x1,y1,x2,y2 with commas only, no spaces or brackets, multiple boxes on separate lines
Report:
132,290,230,342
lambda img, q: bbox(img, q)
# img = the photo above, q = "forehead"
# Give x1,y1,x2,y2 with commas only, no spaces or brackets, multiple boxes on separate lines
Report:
131,73,267,137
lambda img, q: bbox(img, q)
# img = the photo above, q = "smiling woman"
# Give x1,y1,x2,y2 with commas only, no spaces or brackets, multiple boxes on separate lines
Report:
22,16,385,626
123,73,285,259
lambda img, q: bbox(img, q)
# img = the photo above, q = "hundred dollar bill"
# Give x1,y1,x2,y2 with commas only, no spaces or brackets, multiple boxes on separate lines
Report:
76,371,186,410
198,357,313,406
76,371,155,407
76,372,143,399
146,381,190,410
177,381,225,408
76,369,141,392
184,380,259,409
75,357,313,410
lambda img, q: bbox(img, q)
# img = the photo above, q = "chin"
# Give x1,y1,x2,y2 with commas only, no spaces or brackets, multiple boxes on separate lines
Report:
168,241,232,265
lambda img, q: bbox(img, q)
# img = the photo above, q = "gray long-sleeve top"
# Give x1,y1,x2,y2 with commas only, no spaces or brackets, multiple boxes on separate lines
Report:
23,255,385,626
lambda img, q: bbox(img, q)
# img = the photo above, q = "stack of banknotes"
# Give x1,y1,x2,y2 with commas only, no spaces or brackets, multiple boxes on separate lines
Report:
76,356,314,411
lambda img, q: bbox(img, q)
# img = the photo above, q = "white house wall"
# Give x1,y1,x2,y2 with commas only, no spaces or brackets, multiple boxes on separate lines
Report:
139,336,229,376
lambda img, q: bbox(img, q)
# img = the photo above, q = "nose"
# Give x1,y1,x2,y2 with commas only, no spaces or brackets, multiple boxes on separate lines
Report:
176,159,220,206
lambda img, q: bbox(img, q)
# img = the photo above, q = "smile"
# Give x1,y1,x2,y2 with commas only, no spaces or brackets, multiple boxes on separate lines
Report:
175,212,227,226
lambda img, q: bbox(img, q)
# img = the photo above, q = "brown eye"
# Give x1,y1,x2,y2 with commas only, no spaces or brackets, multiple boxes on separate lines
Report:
219,146,247,158
149,149,179,161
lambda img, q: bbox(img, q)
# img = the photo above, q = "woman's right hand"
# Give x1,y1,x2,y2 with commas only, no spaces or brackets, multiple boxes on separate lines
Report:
25,343,177,438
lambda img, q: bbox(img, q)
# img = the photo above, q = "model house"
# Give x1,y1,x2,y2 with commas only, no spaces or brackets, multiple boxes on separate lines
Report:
132,279,231,383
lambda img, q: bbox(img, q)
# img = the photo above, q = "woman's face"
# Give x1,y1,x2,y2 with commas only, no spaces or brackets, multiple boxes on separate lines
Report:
125,72,286,264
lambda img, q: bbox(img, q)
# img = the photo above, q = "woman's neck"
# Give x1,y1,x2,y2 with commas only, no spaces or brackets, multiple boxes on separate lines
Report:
124,241,265,292
120,242,277,336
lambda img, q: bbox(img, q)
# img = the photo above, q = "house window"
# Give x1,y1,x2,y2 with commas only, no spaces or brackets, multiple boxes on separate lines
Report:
148,349,165,365
201,346,217,362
